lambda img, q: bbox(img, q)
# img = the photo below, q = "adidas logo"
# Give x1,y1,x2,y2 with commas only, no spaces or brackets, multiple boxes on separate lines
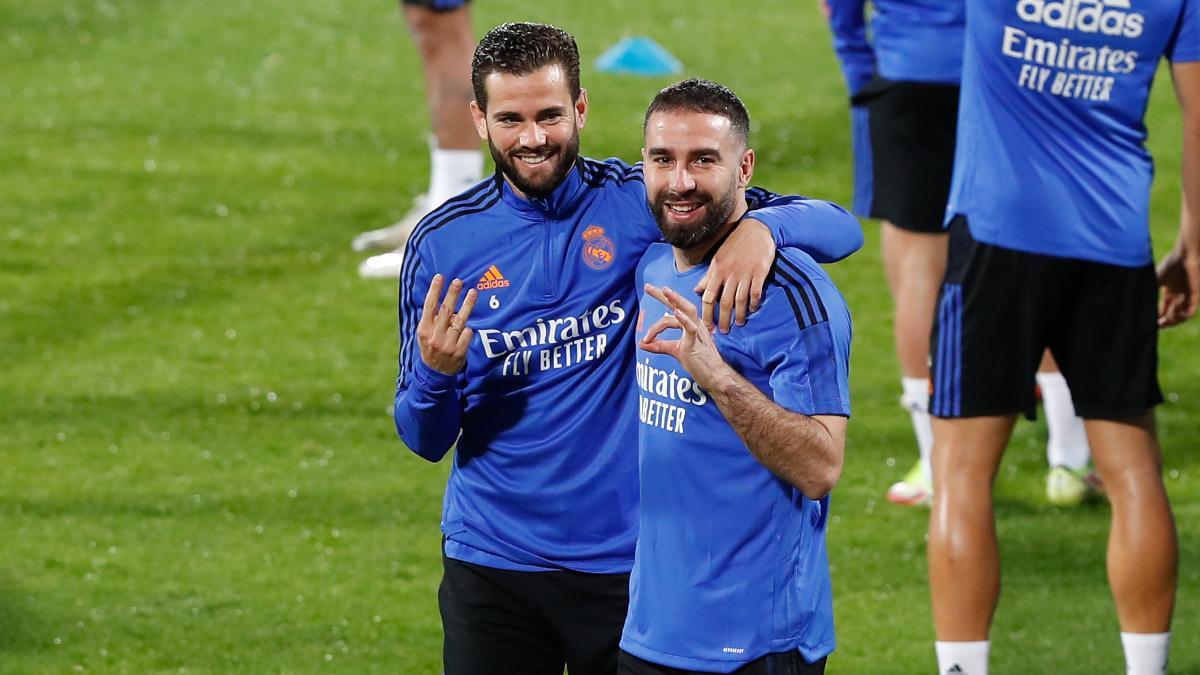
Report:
1016,0,1145,38
945,666,965,674
476,264,511,290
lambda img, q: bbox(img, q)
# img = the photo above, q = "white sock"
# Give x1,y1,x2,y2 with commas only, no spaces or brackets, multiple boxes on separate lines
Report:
1036,371,1090,470
902,377,934,483
428,147,484,205
1122,632,1170,675
935,640,989,675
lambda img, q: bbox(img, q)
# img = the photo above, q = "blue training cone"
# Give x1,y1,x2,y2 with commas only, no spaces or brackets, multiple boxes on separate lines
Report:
595,37,682,76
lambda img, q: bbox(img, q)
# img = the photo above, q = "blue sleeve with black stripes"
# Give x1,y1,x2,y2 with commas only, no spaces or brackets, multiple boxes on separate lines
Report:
744,188,864,264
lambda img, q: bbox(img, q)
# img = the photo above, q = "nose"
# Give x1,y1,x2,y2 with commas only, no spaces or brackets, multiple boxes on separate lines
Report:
519,122,548,147
669,165,695,194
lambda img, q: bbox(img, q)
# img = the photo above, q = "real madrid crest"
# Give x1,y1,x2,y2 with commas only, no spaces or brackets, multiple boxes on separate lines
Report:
581,225,615,270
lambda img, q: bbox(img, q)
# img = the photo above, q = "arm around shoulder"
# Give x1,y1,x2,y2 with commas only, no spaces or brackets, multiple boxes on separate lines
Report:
746,192,864,263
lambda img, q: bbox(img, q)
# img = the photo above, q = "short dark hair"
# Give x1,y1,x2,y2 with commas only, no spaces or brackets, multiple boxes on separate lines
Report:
643,78,751,146
471,22,582,110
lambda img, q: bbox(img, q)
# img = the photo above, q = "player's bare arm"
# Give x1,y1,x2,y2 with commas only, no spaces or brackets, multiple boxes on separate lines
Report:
641,284,845,499
694,217,776,334
418,274,478,374
1158,61,1200,328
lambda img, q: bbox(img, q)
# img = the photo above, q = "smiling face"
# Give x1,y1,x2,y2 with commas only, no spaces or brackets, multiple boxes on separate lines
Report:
471,64,587,199
642,110,754,251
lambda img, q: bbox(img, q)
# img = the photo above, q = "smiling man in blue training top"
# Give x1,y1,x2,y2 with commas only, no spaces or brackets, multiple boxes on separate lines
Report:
620,79,852,675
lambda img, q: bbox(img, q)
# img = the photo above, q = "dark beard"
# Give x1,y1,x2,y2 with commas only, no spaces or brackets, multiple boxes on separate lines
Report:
651,182,740,251
488,127,581,199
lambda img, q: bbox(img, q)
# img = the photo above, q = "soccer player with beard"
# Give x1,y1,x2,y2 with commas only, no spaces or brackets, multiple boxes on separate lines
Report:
392,23,863,675
619,79,850,675
927,1,1199,673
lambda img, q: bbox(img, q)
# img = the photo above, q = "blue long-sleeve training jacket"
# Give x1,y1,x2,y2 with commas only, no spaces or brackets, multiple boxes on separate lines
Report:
394,157,863,573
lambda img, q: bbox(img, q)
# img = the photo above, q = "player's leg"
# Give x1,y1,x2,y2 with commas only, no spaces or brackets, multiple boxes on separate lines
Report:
927,218,1043,675
1086,415,1176,632
882,222,947,506
402,0,481,209
928,415,1013,632
855,79,958,507
357,0,483,275
544,570,630,675
404,2,478,157
1036,351,1096,505
1051,259,1173,674
439,555,564,675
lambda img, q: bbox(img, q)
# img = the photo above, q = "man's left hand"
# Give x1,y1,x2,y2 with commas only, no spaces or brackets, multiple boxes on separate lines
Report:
1157,245,1200,327
641,284,734,394
694,218,775,333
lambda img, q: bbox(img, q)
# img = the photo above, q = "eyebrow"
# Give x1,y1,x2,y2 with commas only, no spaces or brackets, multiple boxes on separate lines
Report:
492,106,569,121
646,146,722,159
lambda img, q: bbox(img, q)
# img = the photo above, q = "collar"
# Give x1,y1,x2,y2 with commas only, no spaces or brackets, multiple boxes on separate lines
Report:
496,159,588,220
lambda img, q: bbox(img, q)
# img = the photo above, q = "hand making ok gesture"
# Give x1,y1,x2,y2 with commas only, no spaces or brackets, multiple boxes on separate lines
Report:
640,284,734,393
417,274,478,375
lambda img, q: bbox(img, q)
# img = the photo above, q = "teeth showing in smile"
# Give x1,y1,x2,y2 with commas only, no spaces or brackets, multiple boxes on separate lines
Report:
516,154,550,165
667,203,700,214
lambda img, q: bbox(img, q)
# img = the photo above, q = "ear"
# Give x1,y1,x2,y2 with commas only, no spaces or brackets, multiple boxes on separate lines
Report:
738,148,755,188
470,100,489,141
574,89,589,129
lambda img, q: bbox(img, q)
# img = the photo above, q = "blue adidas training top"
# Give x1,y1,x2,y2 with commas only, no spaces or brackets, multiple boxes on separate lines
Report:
394,158,863,573
621,245,850,670
946,0,1200,267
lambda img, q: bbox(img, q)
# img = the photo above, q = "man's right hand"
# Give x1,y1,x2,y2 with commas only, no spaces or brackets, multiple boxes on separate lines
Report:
418,274,477,375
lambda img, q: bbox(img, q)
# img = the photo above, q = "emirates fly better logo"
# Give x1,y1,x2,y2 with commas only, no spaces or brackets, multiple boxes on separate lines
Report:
1016,0,1145,38
1004,0,1145,102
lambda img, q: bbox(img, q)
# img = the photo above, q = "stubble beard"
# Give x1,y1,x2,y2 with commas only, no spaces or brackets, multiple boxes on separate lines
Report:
652,178,740,251
488,126,581,199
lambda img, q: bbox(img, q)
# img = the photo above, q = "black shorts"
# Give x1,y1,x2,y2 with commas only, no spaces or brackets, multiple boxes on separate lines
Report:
440,551,630,675
851,78,959,233
618,649,827,675
401,0,469,10
929,217,1163,420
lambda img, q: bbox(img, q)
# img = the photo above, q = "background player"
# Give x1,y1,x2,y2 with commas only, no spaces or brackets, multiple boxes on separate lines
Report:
926,1,1199,673
1038,352,1098,504
622,78,849,675
824,0,1094,507
354,0,484,278
394,23,863,674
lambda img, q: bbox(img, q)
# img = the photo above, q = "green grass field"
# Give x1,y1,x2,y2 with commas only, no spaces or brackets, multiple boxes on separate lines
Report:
1,1,1197,672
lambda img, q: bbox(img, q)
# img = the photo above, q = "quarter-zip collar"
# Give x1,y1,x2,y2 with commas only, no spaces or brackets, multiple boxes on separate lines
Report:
496,159,588,221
